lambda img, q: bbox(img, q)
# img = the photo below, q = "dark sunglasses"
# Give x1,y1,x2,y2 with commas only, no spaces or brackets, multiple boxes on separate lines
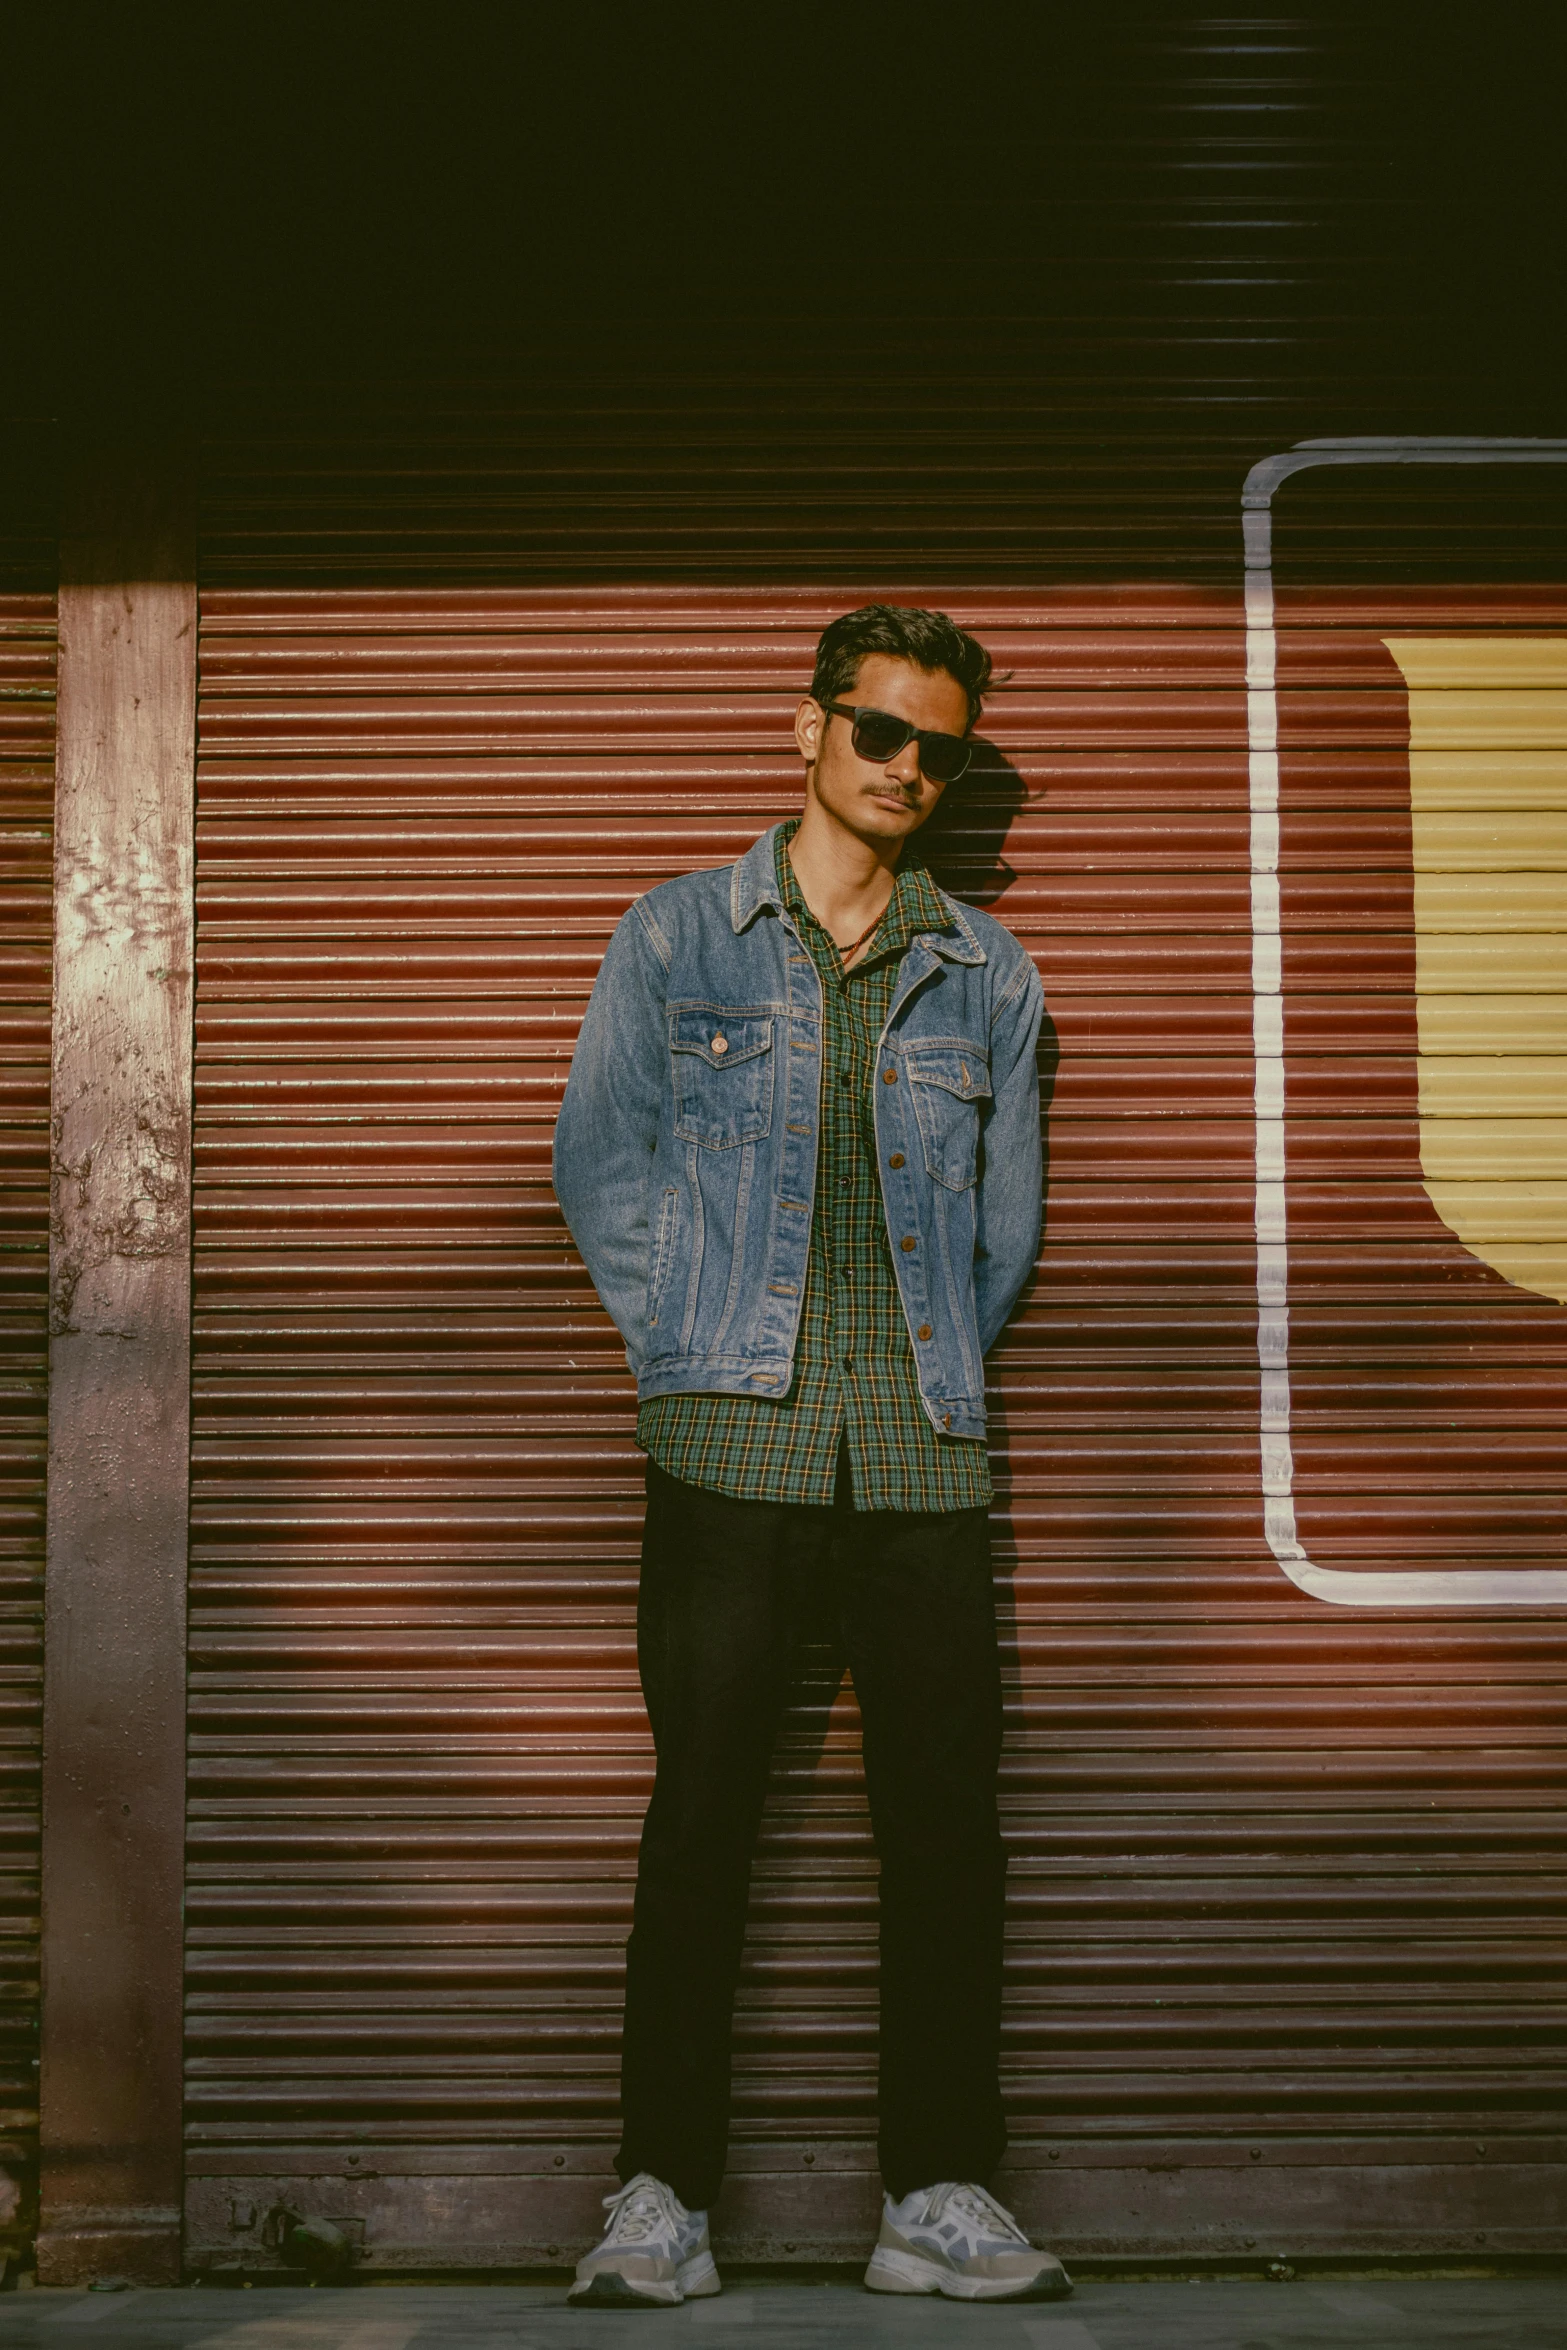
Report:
823,701,973,786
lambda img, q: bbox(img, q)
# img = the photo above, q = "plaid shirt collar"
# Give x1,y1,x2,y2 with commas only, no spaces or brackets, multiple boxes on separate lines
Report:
773,818,949,965
730,821,985,966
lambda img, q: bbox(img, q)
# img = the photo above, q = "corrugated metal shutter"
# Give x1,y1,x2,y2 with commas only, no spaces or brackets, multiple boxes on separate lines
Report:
1274,579,1567,1588
0,595,51,2264
185,573,1566,2273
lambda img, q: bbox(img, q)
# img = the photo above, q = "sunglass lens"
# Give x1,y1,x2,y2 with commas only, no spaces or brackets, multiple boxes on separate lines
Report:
851,709,909,762
920,732,972,785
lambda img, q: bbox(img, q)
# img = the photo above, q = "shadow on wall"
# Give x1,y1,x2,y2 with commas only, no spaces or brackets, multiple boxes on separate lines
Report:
919,739,1058,1700
917,730,1058,1337
915,735,1028,908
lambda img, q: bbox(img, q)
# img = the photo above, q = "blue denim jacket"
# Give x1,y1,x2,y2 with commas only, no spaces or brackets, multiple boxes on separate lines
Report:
553,824,1045,1440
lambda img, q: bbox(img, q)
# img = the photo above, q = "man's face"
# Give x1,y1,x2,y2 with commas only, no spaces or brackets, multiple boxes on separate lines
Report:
794,654,970,848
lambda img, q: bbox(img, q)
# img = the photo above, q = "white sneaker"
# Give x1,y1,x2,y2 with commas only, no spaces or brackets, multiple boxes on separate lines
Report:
864,2180,1072,2302
567,2171,721,2308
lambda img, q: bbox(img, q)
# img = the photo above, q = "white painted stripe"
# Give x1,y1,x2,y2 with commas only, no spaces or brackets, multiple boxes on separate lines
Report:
1256,1305,1289,1364
1246,686,1278,750
1244,436,1567,1606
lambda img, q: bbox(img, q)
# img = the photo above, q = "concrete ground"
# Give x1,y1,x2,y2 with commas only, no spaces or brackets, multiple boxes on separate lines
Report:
0,2277,1561,2349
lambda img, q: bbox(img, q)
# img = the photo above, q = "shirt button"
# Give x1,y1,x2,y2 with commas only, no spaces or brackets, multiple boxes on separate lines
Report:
839,1072,853,1088
888,1152,905,1169
900,1235,917,1252
882,1067,898,1084
917,1323,933,1341
839,1177,852,1191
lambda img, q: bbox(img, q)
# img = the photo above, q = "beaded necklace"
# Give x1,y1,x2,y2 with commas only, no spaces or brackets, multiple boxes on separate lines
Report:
833,906,888,966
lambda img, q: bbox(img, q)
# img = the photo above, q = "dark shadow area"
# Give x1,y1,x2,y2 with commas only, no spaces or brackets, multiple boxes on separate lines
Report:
914,735,1057,1806
19,8,1567,409
1274,464,1567,582
917,731,1059,1565
15,7,1567,594
914,738,1029,910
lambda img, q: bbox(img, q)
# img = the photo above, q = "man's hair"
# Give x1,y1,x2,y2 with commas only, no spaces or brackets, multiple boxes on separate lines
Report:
808,603,992,734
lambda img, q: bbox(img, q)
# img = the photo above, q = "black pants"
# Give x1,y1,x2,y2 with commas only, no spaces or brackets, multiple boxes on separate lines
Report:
616,1456,1007,2211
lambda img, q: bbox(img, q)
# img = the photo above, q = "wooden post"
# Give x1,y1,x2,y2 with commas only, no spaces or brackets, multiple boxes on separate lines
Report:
38,431,195,2286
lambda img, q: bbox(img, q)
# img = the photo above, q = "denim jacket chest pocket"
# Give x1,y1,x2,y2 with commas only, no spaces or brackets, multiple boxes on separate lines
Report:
905,1041,992,1189
669,1007,776,1148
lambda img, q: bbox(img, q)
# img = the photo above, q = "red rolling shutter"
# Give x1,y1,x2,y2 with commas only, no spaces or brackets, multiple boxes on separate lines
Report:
184,580,1567,2273
0,595,52,2264
1273,582,1567,1590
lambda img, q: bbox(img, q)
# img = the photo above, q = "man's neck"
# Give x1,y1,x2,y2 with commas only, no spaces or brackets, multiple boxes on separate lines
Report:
786,800,899,949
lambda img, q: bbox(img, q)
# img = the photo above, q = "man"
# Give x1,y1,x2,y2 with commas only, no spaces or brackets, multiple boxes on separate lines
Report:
552,604,1067,2307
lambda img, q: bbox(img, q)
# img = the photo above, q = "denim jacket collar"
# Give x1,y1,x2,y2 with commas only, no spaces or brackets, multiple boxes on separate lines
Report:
729,821,987,967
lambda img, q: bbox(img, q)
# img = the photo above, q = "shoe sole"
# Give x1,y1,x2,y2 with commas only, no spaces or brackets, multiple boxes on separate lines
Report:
865,2244,1073,2302
568,2272,680,2308
567,2250,721,2310
679,2252,722,2299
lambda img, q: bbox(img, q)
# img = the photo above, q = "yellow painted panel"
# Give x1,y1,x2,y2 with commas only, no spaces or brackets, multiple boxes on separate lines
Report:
1412,875,1567,930
1416,1119,1567,1182
1405,750,1567,809
1415,996,1567,1052
1400,690,1567,750
1383,637,1567,689
1411,937,1567,990
1415,1181,1567,1239
1417,1056,1567,1117
1411,811,1567,870
1385,636,1567,1303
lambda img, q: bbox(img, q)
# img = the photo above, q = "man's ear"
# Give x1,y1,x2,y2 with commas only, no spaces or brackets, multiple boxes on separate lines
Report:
794,696,825,766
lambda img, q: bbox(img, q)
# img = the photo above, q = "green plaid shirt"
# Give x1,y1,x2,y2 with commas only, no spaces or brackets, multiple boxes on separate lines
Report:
638,823,993,1512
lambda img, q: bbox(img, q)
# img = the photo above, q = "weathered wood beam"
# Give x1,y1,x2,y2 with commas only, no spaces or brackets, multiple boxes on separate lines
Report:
39,432,195,2286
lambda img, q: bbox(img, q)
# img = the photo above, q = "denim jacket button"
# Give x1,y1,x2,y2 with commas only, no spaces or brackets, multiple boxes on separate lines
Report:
900,1235,917,1252
917,1323,933,1341
882,1067,897,1084
888,1152,905,1168
711,1034,728,1054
